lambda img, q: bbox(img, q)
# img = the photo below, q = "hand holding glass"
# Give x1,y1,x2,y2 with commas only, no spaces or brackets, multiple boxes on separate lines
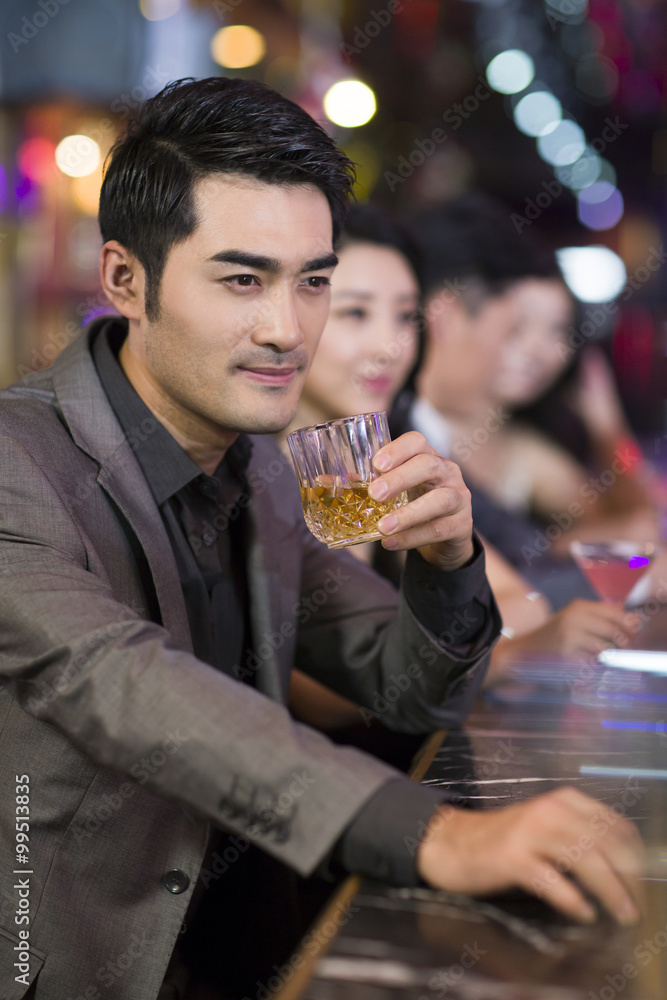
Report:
287,412,408,548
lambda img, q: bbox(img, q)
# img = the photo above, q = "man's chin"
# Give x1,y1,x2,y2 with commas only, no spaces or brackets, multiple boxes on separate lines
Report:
229,405,297,437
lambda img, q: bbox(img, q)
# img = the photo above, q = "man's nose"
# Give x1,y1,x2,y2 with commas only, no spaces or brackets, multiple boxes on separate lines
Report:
252,288,304,352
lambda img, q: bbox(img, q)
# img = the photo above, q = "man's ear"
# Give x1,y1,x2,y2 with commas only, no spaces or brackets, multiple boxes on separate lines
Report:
99,241,146,321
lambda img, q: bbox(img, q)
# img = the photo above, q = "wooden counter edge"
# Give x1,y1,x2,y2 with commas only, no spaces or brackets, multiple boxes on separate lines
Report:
273,728,447,1000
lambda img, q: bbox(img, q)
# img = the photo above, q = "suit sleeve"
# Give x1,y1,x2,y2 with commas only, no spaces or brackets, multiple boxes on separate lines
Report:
0,429,496,882
0,433,406,878
292,489,500,734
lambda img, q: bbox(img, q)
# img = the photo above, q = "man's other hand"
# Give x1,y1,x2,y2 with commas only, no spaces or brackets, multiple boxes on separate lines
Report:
417,786,644,925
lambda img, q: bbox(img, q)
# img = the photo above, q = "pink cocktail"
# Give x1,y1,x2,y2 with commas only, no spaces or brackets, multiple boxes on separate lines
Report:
570,540,656,605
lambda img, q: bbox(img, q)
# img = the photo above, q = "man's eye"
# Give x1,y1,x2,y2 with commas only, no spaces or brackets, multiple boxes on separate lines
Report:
301,276,331,290
224,274,259,287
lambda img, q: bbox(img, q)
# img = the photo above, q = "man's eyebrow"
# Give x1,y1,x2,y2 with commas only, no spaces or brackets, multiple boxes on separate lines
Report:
303,253,338,272
207,251,280,271
206,250,338,272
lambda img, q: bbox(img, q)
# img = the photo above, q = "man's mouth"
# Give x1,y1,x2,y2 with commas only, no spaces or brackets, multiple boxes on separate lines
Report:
237,366,298,387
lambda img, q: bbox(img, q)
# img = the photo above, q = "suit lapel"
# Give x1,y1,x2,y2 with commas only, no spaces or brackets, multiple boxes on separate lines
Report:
244,442,300,704
44,326,300,686
49,327,193,654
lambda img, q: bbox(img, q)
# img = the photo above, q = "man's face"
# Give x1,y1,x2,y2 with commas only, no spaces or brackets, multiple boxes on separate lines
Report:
425,286,521,416
493,278,574,407
127,174,336,439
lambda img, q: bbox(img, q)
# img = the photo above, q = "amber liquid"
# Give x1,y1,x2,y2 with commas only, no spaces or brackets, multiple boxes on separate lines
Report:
300,481,408,548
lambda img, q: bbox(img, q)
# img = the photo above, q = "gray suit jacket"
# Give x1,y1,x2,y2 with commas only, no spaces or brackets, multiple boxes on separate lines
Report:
0,327,491,1000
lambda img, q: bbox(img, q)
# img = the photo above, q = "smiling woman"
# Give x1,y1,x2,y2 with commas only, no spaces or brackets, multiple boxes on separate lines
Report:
284,204,421,435
278,205,426,743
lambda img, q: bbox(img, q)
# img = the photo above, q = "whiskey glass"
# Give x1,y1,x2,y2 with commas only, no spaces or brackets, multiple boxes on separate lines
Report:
287,411,408,549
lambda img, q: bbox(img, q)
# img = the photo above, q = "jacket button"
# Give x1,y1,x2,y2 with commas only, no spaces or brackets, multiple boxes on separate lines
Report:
161,869,190,894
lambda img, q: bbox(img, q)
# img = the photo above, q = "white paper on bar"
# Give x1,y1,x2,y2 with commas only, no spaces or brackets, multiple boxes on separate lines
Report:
597,649,667,673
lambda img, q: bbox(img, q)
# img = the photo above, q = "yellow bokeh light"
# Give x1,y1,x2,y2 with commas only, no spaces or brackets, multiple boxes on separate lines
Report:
55,135,101,178
71,163,104,216
324,81,376,129
210,26,266,69
139,0,180,20
342,140,381,200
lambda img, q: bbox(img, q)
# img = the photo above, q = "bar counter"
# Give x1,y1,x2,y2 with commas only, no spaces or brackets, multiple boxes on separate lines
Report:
281,601,667,1000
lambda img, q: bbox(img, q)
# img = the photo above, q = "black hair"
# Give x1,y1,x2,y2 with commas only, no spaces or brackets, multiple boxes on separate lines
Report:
99,77,356,319
341,203,423,291
410,192,560,307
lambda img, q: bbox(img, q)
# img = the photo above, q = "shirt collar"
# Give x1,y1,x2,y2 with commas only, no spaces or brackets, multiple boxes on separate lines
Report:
91,316,252,506
410,396,452,458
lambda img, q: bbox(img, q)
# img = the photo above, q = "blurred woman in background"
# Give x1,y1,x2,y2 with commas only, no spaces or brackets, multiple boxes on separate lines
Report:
281,205,639,733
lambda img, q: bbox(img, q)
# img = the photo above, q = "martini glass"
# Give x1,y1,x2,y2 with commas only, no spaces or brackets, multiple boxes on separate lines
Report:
569,540,657,605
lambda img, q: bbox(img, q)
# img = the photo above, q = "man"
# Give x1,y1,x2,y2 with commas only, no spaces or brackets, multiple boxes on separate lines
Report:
0,81,641,1000
406,193,598,610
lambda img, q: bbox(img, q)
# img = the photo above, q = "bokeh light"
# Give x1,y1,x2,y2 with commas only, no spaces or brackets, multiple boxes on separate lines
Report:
578,181,617,206
597,159,617,188
486,50,535,95
71,164,104,216
537,119,586,166
324,81,376,128
139,0,180,20
341,140,381,200
513,92,562,137
210,26,266,69
546,0,588,24
576,55,619,103
55,135,101,178
557,245,626,302
555,147,601,190
577,186,624,231
17,138,56,184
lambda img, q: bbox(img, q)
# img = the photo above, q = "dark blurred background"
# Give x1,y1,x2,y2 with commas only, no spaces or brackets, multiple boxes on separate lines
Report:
0,0,664,448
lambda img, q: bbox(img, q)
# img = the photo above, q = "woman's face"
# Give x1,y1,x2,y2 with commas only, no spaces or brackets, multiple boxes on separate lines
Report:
300,241,420,421
492,278,575,407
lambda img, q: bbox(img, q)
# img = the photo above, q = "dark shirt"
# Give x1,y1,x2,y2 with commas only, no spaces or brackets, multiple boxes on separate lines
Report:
92,317,496,888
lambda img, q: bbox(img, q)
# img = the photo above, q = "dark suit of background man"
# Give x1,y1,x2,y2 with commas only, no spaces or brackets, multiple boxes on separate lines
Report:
0,77,642,1000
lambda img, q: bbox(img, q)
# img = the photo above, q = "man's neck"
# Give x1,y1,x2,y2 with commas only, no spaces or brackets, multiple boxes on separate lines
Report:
119,340,237,476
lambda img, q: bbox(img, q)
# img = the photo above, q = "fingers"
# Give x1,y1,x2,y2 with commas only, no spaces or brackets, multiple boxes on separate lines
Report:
369,436,474,568
418,784,644,929
372,441,466,499
371,474,469,550
524,851,639,926
521,860,598,923
562,602,642,656
527,788,644,925
417,787,645,928
373,430,439,474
